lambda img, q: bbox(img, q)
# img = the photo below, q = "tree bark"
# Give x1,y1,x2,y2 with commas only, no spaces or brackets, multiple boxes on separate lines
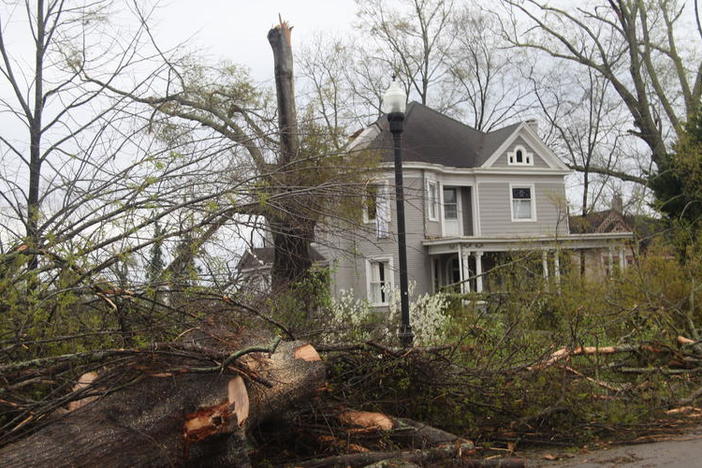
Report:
268,20,299,167
270,220,313,288
267,20,315,288
0,329,325,467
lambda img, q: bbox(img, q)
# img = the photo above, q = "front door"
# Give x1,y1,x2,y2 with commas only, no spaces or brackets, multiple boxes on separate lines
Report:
443,187,462,236
446,256,461,292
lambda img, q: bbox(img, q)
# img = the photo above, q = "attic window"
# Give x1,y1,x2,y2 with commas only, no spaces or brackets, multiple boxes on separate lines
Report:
508,145,533,166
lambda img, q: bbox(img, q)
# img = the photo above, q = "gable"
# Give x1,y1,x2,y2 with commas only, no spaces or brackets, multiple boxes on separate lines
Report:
481,124,569,171
596,211,630,233
490,136,549,168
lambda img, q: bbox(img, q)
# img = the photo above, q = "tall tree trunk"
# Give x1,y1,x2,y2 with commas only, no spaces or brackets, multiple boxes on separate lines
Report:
27,0,45,271
268,21,299,167
580,171,589,276
267,21,314,288
270,220,313,288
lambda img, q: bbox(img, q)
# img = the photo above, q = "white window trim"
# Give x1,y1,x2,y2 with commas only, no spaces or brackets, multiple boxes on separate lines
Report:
507,145,534,166
510,183,537,222
362,180,389,225
442,186,463,236
426,179,439,222
365,256,394,307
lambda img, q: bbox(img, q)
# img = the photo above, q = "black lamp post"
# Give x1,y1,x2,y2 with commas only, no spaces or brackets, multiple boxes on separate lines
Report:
382,79,413,347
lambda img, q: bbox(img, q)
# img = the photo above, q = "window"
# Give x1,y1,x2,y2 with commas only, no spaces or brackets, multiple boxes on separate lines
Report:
363,185,378,223
367,258,393,305
443,187,458,219
363,183,390,238
426,180,439,221
511,185,535,221
507,145,533,166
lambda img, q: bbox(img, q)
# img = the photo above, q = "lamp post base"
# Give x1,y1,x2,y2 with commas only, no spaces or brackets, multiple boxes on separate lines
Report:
399,325,414,348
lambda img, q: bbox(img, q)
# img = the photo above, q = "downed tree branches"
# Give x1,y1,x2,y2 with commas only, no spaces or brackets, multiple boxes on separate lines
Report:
528,344,656,371
0,327,325,467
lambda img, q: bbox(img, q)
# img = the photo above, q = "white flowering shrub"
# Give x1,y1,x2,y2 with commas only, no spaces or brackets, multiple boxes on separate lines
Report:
388,282,451,346
322,289,390,344
323,283,451,346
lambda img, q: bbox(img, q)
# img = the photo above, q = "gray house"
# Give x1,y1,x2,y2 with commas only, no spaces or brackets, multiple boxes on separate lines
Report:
311,102,632,306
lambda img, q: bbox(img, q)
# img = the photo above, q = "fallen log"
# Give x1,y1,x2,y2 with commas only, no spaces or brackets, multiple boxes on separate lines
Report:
337,409,462,448
293,442,524,468
0,327,325,467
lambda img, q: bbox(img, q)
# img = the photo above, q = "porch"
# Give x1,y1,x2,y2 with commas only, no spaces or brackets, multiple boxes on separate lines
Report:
424,232,634,294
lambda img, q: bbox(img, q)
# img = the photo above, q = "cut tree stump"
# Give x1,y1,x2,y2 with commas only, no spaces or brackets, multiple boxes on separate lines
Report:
0,327,325,467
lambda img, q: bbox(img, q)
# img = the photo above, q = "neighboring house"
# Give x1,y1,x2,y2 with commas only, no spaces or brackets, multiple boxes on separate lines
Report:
236,246,327,294
240,102,633,306
569,195,662,277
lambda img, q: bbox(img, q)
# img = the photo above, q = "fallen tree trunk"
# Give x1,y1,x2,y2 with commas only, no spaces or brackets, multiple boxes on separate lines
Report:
0,328,325,467
294,442,523,468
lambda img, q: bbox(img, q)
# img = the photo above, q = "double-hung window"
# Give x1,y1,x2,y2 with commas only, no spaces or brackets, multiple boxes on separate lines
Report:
363,183,390,239
511,185,535,221
367,258,393,306
426,180,439,221
443,187,458,219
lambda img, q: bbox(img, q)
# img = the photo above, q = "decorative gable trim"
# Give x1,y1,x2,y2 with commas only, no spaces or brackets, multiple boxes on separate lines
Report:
507,144,533,166
596,211,629,233
481,123,570,171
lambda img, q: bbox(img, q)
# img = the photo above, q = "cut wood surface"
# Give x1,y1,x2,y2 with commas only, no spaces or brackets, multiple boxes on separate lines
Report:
0,327,325,468
294,343,322,362
66,371,99,412
336,409,464,449
339,410,394,431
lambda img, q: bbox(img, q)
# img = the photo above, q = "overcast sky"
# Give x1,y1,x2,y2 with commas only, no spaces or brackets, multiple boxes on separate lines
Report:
153,0,359,83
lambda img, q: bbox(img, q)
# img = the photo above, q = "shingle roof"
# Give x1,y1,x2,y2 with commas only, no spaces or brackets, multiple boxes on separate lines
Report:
237,247,326,271
569,210,663,239
363,102,522,169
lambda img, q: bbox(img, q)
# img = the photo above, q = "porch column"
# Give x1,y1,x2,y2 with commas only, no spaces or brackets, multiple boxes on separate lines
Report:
461,247,471,294
554,250,561,280
474,251,483,293
542,250,549,279
458,245,464,292
619,248,626,271
608,246,614,277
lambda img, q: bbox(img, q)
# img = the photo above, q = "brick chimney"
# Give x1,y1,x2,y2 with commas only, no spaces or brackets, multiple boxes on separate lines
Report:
525,118,538,134
611,193,623,213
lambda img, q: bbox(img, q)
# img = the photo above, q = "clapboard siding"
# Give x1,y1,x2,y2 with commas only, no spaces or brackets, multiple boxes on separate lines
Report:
328,174,432,303
478,179,569,237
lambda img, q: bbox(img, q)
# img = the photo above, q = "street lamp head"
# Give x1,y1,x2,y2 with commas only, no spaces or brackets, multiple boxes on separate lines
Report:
382,79,407,115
